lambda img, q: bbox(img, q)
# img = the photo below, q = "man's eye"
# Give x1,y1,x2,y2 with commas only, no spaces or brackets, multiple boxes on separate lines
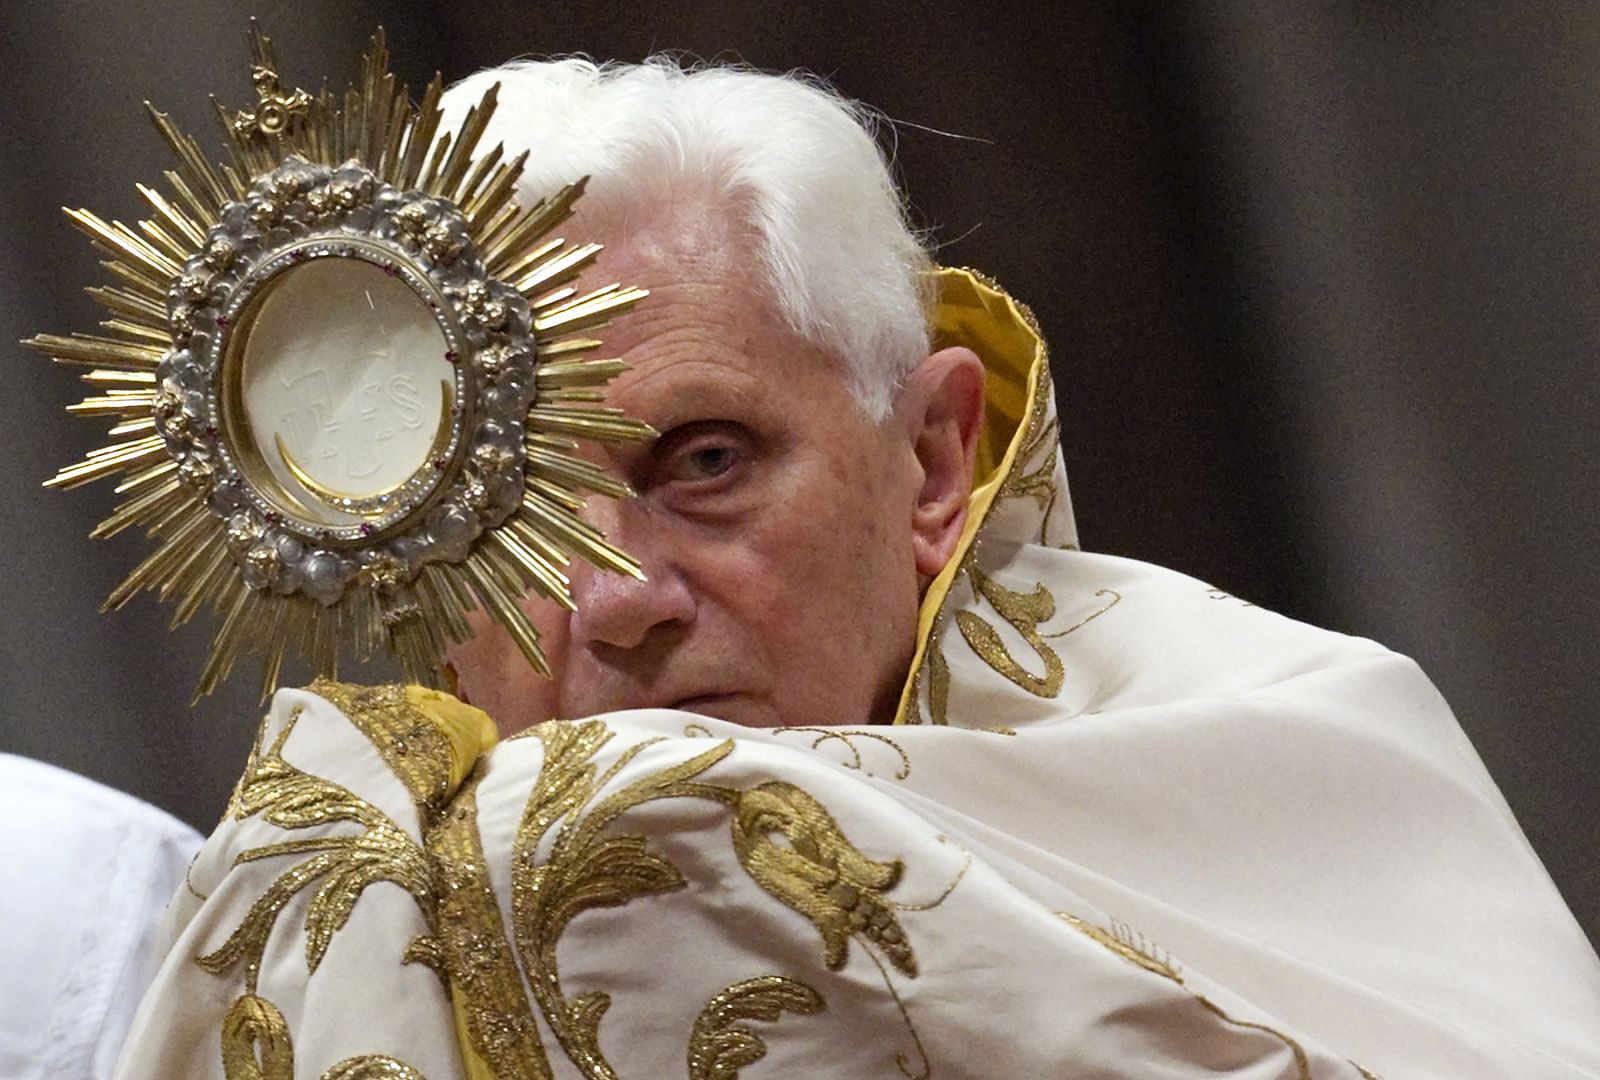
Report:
685,446,736,478
665,441,741,484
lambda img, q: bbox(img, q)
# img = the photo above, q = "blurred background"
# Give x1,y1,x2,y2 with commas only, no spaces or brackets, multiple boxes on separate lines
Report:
1,1,1595,947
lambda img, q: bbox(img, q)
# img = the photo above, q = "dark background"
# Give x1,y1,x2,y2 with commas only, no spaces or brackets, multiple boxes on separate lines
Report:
2,2,1595,947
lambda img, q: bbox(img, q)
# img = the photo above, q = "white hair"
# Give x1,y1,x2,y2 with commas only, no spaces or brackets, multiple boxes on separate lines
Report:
441,57,932,418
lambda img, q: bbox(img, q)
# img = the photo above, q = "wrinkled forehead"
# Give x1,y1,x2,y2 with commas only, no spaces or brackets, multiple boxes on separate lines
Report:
538,185,872,428
568,191,816,363
572,183,762,278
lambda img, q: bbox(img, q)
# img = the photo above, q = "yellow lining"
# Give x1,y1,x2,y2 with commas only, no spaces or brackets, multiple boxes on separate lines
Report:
402,684,500,786
892,268,1048,724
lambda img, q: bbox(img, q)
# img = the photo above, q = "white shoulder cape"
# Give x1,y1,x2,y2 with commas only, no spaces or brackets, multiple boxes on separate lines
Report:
114,270,1600,1078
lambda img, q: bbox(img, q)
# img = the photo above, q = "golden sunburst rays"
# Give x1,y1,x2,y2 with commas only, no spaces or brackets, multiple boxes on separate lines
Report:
24,21,654,701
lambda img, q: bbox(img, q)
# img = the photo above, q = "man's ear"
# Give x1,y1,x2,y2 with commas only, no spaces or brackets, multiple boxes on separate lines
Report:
899,346,986,578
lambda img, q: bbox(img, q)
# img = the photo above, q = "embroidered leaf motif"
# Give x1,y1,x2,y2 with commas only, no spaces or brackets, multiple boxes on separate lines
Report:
509,721,739,1080
230,712,383,831
1058,912,1315,1080
221,991,431,1080
545,833,687,931
320,1058,428,1079
198,847,345,982
302,829,432,969
222,994,294,1080
955,567,1064,698
731,781,916,976
517,718,617,844
999,414,1060,510
1057,913,1180,981
401,934,446,976
687,976,826,1080
198,705,434,987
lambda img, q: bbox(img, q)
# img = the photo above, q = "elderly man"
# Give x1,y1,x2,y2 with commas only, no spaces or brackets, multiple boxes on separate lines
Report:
113,59,1600,1079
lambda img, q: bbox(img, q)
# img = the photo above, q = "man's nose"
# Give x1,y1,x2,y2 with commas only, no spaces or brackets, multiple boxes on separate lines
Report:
566,500,694,650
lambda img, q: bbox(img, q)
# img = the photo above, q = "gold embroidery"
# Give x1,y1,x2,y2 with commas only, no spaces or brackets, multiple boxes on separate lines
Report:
185,851,209,902
730,803,951,1078
972,298,1064,547
900,270,1076,725
310,679,458,820
224,712,270,822
1040,588,1121,639
863,948,932,1080
997,393,1064,544
1206,587,1257,608
401,934,447,977
774,728,912,780
1189,998,1312,1080
686,976,826,1080
998,413,1058,509
955,567,1064,698
684,722,717,737
427,719,935,1080
731,781,915,976
1058,913,1180,981
1059,913,1312,1080
426,770,553,1080
890,847,971,912
727,772,938,1076
511,720,739,1079
220,991,430,1079
222,994,294,1080
1350,1063,1384,1079
921,614,953,726
321,1058,429,1079
198,706,434,988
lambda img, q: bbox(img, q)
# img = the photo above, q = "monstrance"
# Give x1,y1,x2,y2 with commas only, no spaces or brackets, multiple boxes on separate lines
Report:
24,23,652,700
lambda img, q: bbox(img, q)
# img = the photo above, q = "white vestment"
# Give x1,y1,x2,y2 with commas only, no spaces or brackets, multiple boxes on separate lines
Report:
114,271,1600,1078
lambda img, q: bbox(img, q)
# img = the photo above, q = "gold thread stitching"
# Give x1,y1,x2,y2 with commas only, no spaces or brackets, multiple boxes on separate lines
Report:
955,567,1064,699
731,781,916,976
903,273,1065,725
1040,589,1122,639
320,1057,430,1079
774,728,912,780
220,991,431,1079
198,705,436,990
1058,913,1313,1080
890,847,971,913
427,767,553,1080
310,679,457,822
222,994,294,1080
863,947,932,1080
686,976,827,1080
185,851,210,902
511,720,739,1079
